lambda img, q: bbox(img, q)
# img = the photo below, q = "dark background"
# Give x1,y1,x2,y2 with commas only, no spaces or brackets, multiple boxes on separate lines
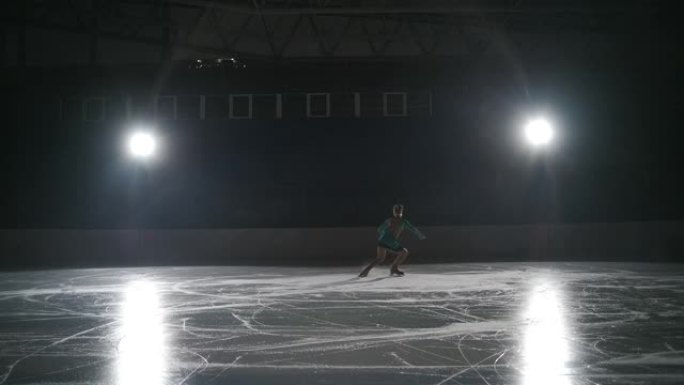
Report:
3,61,682,228
1,0,682,267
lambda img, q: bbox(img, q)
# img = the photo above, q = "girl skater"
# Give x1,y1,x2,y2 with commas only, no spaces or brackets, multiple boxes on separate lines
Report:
359,204,426,277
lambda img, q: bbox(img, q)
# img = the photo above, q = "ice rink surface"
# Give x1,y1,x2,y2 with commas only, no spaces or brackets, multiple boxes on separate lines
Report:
1,262,684,384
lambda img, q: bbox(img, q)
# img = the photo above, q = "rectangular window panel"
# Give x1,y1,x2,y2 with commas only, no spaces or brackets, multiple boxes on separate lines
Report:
105,96,126,120
307,93,330,118
205,95,228,119
331,93,355,118
253,94,277,119
407,92,431,117
383,92,407,117
155,96,177,120
178,95,201,120
360,92,382,117
230,94,252,119
283,94,306,118
83,97,105,121
129,96,154,120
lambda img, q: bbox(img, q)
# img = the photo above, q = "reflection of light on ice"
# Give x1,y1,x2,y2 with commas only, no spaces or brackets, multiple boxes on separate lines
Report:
117,281,166,385
522,282,572,385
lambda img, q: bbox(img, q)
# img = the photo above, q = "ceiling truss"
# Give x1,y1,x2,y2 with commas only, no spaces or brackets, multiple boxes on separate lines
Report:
1,0,667,63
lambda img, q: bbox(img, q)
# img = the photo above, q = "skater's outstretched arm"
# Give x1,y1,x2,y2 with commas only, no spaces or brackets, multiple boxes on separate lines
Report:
403,219,426,240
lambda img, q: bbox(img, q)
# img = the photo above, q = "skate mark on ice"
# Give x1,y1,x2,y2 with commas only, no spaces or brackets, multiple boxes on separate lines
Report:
0,321,116,385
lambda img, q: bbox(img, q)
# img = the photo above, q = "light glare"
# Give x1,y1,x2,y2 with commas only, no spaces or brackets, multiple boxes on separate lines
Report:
128,131,156,158
118,281,166,385
524,118,554,146
522,282,572,385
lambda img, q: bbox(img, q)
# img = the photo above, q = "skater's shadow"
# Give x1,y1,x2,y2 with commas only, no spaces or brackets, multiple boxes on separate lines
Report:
310,276,393,289
309,277,363,289
365,276,393,283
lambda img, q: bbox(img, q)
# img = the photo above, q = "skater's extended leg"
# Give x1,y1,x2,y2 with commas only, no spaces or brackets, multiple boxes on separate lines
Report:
359,247,387,277
390,249,409,276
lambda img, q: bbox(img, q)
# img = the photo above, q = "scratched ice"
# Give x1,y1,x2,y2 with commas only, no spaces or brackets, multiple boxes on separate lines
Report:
1,263,684,384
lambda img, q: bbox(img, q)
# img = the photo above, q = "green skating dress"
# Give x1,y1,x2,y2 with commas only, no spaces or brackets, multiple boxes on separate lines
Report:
377,218,426,252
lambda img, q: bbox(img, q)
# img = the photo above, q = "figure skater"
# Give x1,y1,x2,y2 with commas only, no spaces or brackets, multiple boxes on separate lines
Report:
359,204,426,277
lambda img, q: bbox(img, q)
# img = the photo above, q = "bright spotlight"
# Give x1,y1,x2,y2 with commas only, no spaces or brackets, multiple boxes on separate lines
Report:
128,131,157,159
524,118,554,147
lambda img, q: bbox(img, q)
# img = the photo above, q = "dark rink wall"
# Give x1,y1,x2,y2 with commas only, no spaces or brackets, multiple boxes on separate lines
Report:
2,221,682,269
